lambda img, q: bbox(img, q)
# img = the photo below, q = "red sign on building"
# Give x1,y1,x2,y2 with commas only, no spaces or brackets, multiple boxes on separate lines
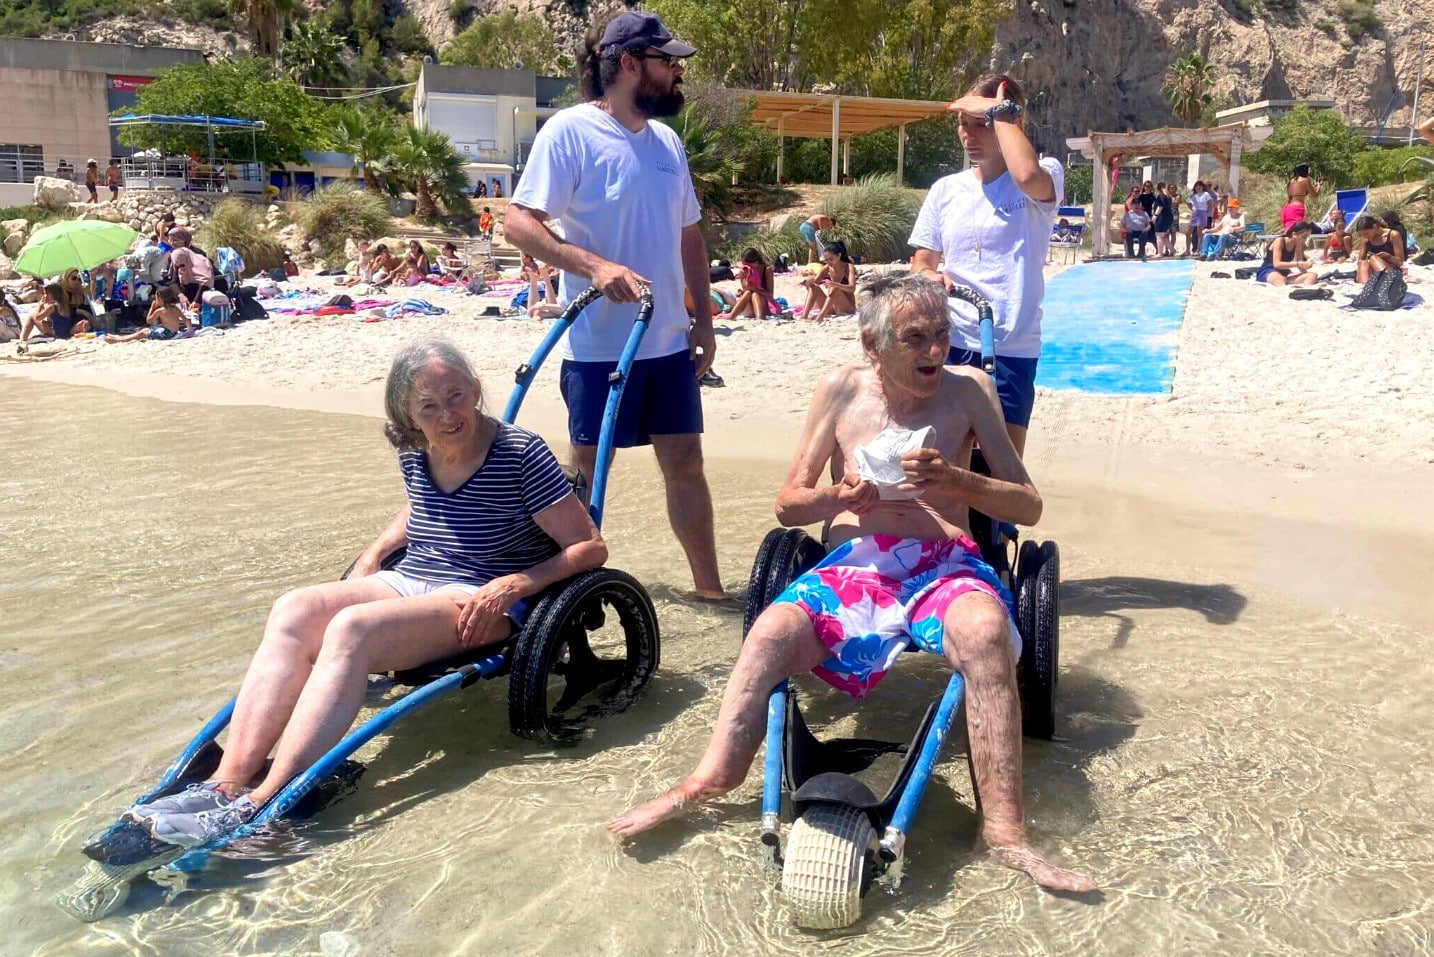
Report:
108,75,155,94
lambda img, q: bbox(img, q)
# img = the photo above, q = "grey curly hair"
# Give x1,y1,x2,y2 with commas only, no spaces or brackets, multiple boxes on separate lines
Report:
383,337,483,450
857,273,949,354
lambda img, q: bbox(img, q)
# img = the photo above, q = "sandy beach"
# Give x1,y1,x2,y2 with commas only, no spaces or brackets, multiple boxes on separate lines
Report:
5,260,1432,475
6,260,1434,954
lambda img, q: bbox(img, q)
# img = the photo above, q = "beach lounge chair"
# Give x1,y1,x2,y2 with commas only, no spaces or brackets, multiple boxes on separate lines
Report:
1316,188,1369,231
1049,205,1085,264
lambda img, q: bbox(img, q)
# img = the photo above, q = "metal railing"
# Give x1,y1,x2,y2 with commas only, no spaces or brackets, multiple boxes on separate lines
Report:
118,155,266,194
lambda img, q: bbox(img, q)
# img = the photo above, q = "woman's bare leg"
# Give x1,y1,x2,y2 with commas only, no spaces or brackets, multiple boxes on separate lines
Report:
246,590,504,806
209,577,398,794
802,287,826,320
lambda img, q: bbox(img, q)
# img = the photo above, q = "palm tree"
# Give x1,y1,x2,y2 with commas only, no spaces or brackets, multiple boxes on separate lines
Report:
1162,54,1219,126
330,106,399,191
280,21,349,92
232,0,301,58
663,106,744,218
389,125,471,219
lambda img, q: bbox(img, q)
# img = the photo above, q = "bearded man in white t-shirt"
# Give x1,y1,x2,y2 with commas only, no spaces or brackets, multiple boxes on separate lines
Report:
506,11,724,600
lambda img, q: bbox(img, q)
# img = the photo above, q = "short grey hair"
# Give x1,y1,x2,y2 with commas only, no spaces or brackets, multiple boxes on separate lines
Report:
383,337,482,450
857,274,948,353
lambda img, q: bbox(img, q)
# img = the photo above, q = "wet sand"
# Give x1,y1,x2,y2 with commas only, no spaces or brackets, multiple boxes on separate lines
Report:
1,378,1431,955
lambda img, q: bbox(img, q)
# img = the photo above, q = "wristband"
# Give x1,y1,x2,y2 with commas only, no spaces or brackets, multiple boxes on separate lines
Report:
984,99,1023,126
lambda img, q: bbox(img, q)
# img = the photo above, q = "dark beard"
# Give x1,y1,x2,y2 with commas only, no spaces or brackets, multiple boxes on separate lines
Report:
633,69,684,118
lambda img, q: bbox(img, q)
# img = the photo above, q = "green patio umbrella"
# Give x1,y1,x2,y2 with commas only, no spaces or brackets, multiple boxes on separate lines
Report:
13,220,139,277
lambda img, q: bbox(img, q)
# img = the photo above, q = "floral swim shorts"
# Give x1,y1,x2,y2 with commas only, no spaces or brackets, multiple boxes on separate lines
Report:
771,534,1019,699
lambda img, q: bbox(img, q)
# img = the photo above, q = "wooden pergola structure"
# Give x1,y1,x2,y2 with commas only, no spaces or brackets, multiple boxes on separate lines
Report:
736,90,953,185
1074,123,1258,258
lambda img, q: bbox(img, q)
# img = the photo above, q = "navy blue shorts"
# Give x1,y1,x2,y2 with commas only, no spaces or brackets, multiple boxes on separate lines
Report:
947,348,1039,428
560,349,703,448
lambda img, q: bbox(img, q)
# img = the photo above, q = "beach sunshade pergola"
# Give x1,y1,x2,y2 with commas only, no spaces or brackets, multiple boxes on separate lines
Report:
13,220,139,276
1069,123,1258,259
109,113,267,168
735,90,954,185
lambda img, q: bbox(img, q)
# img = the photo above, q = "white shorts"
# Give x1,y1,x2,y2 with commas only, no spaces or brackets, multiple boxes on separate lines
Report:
371,569,480,598
369,570,532,625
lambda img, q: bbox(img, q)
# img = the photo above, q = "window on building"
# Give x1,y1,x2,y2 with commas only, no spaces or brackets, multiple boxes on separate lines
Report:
0,144,44,184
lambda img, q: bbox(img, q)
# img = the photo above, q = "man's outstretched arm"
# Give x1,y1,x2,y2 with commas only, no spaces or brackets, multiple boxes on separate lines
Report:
504,204,647,303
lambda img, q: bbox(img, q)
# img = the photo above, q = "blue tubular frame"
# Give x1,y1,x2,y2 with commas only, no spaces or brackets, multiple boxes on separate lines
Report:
879,673,965,862
760,680,789,848
134,699,236,804
501,285,653,528
501,287,602,426
586,290,654,527
948,284,996,374
164,653,509,867
115,285,650,874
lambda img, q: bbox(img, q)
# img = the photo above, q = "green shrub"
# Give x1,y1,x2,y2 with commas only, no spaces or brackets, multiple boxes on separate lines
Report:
1064,164,1094,205
1246,105,1367,187
0,205,58,225
1352,145,1434,187
197,198,285,274
724,218,807,265
818,174,922,263
1337,0,1381,41
293,183,392,263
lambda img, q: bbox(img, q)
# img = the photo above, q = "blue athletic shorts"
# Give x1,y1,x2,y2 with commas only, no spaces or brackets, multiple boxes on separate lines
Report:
560,349,703,448
799,221,818,245
947,348,1039,428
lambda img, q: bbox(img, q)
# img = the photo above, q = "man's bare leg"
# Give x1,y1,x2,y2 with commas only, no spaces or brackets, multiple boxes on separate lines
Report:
607,605,827,836
1005,423,1028,459
942,593,1096,892
651,433,725,599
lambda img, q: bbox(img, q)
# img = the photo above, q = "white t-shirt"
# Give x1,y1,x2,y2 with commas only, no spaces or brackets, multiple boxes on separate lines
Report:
908,156,1063,359
511,104,701,362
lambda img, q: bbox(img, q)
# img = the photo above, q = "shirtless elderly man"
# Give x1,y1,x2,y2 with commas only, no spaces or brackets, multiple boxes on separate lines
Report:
608,274,1094,892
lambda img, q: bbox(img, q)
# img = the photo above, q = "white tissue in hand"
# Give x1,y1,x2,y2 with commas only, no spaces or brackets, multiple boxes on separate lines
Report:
853,426,936,500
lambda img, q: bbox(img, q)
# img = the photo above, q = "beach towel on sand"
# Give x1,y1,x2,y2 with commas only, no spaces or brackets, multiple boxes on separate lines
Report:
384,298,448,319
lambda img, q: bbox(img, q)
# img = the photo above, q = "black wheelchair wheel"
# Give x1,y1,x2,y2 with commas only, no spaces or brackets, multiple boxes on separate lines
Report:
507,568,659,746
1015,540,1059,740
743,528,826,638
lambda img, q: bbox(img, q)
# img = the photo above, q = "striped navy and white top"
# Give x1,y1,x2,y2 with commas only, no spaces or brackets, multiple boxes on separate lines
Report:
393,423,573,585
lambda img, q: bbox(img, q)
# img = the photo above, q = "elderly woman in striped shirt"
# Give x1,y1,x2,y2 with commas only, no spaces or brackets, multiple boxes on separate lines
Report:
129,338,607,847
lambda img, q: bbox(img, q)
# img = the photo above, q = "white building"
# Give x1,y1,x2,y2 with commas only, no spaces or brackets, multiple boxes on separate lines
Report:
413,64,572,197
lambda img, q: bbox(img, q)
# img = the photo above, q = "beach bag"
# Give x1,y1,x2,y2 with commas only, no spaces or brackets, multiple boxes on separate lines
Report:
231,287,269,321
264,266,287,283
1234,267,1257,280
1350,270,1407,311
465,275,488,295
325,294,354,308
1288,287,1332,301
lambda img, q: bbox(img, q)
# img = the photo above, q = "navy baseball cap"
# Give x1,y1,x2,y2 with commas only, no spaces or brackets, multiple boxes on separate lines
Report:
600,12,696,57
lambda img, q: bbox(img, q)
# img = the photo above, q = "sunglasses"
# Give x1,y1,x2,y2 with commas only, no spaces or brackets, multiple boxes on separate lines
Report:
629,51,682,66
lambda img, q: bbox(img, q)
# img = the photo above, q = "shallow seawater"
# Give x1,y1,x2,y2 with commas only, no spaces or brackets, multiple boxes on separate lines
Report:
2,379,1432,956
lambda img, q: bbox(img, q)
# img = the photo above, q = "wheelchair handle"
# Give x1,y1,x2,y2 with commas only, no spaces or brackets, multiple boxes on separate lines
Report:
947,284,996,375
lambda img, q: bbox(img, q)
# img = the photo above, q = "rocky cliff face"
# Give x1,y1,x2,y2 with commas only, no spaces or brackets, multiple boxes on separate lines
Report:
54,0,1433,156
994,0,1434,154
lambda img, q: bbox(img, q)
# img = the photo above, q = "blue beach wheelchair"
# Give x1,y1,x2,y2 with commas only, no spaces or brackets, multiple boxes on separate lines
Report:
60,288,662,921
745,285,1061,929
